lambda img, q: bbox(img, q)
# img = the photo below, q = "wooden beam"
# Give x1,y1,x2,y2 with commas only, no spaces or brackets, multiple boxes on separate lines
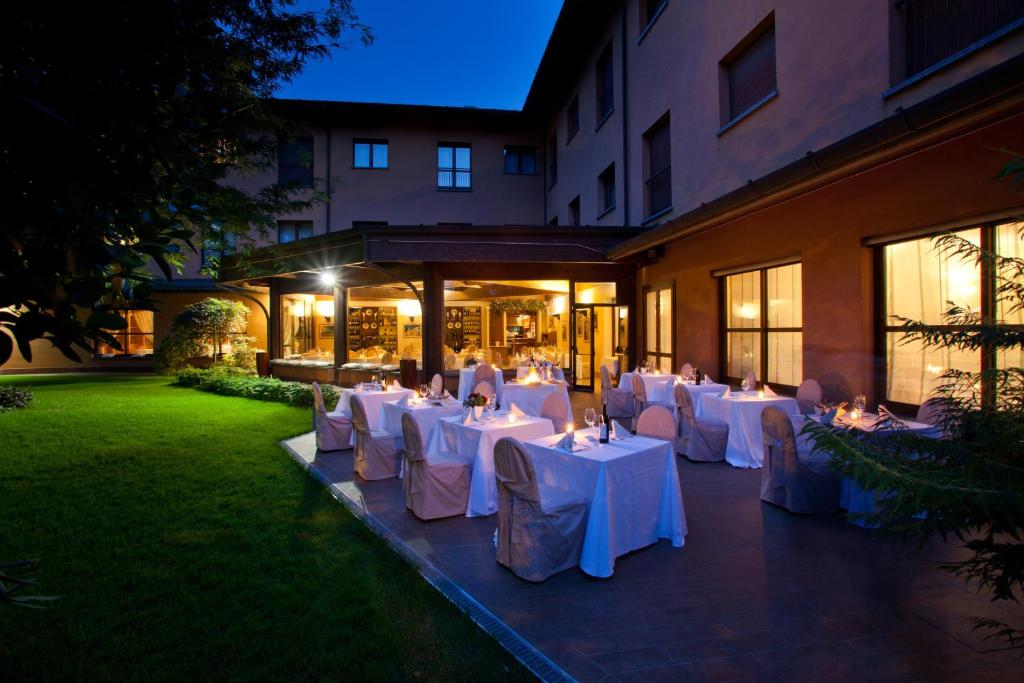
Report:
268,279,283,359
333,284,347,371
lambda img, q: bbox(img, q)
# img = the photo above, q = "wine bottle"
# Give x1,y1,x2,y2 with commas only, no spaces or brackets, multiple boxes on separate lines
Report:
599,406,609,443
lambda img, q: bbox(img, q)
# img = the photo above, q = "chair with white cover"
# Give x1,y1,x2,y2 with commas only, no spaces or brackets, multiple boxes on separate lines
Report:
795,379,823,414
631,373,671,430
760,406,839,513
600,365,633,421
430,373,444,396
916,398,945,426
494,437,587,582
443,353,458,370
635,405,677,441
311,382,352,451
552,366,565,382
401,412,470,520
474,381,496,401
473,363,496,391
350,395,402,480
679,362,694,378
540,392,570,432
674,384,728,461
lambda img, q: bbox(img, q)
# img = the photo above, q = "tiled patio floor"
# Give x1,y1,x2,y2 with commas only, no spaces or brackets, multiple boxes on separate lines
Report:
284,392,1024,681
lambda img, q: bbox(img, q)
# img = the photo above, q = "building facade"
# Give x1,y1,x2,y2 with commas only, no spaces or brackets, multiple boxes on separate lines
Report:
7,0,1024,414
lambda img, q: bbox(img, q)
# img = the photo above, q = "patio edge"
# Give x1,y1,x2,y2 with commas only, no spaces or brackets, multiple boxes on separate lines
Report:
280,435,576,683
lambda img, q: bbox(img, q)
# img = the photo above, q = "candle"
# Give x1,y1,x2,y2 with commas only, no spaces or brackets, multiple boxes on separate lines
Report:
850,409,860,421
757,389,765,399
508,412,517,423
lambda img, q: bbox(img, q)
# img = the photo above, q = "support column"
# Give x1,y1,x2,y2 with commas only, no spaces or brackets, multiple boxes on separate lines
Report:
268,279,283,359
421,263,445,381
333,282,347,384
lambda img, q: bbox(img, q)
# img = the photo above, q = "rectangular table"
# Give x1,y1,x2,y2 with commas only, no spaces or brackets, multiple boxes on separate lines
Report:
457,367,504,403
523,428,687,578
340,387,416,446
500,381,573,423
428,412,555,517
618,372,675,400
698,391,800,468
380,397,463,446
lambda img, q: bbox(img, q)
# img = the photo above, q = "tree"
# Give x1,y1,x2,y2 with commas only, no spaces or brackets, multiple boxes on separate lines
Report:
0,0,371,365
804,156,1024,644
154,298,250,372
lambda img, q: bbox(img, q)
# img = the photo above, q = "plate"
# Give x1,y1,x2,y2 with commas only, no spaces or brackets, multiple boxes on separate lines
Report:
447,322,454,329
455,322,462,329
362,323,369,329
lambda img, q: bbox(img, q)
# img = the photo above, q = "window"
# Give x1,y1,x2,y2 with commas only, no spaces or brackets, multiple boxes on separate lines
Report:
643,0,668,29
278,136,314,187
353,139,388,169
644,282,674,374
503,145,537,175
898,0,1024,79
569,196,581,226
881,221,1024,408
721,17,776,125
598,164,616,215
643,115,671,218
723,262,802,387
278,220,313,244
97,310,154,356
596,45,614,122
567,96,580,141
437,144,471,190
547,133,557,188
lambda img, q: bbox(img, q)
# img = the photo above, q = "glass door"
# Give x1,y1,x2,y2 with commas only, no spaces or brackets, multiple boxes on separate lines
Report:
571,304,595,391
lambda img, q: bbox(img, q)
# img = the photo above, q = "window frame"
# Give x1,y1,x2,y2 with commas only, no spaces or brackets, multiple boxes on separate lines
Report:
643,280,675,373
643,114,672,221
598,163,616,217
639,0,669,42
502,145,537,176
568,196,581,226
277,220,314,244
436,142,472,191
718,14,777,132
720,261,803,391
595,44,614,126
352,138,389,169
98,308,154,357
277,136,315,188
875,221,1023,412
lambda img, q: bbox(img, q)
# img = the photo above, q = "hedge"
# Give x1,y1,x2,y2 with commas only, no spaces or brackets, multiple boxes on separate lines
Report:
172,368,339,410
0,386,33,413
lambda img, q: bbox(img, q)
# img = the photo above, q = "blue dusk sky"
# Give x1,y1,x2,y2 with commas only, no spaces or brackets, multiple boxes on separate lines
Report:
277,1,564,110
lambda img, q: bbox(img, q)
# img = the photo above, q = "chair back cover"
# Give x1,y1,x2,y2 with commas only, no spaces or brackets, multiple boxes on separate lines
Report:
745,370,757,386
494,437,540,503
680,362,694,377
473,362,496,388
540,392,569,432
443,353,458,370
916,398,945,426
552,366,565,382
430,373,444,395
349,394,370,435
796,378,823,413
674,383,696,423
400,412,425,463
636,405,676,440
600,365,613,395
311,381,328,416
474,381,496,399
760,406,837,513
631,373,648,402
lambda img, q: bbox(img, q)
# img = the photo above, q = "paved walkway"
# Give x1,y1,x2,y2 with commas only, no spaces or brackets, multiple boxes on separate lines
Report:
284,393,1024,681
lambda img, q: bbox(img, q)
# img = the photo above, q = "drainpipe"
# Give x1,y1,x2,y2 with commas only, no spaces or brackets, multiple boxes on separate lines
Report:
325,128,332,233
620,2,630,226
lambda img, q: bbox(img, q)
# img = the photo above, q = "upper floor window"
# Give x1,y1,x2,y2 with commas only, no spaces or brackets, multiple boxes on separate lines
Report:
720,16,776,126
596,44,614,123
278,136,314,188
547,133,558,188
643,114,671,218
567,95,580,141
503,145,537,175
278,220,313,244
896,0,1024,80
598,164,616,215
437,144,471,191
353,139,388,169
569,196,581,226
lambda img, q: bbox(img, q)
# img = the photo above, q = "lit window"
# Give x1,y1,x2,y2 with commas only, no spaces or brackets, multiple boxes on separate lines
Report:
96,310,155,356
278,220,313,244
437,144,471,190
644,282,673,373
353,139,388,169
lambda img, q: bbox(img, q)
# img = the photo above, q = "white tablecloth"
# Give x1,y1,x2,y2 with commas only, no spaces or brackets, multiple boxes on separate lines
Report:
429,413,555,516
524,428,687,578
664,381,730,408
697,391,799,468
618,372,675,402
457,367,504,403
500,381,573,423
380,398,463,445
340,387,416,445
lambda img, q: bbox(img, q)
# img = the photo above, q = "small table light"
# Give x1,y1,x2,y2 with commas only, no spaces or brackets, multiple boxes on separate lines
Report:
757,389,765,399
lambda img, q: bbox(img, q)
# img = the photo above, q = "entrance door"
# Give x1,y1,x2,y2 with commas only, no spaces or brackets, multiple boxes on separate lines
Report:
571,305,595,391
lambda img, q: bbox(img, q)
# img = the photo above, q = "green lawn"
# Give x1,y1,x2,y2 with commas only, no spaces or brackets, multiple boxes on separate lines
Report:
0,374,528,680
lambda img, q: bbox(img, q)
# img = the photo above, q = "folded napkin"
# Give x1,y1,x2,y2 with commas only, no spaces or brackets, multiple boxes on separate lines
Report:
560,431,575,450
722,387,731,398
396,394,409,406
704,374,714,384
463,409,474,425
509,403,526,418
763,385,777,397
612,420,630,439
390,379,401,391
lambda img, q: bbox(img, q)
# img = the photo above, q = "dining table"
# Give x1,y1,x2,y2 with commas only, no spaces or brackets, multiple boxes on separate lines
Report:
697,391,800,468
457,367,504,403
380,396,464,446
500,380,573,423
428,411,555,517
339,386,416,446
523,428,687,578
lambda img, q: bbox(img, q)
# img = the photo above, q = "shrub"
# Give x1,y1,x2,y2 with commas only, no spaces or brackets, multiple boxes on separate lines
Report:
171,368,338,410
0,386,33,413
155,298,251,374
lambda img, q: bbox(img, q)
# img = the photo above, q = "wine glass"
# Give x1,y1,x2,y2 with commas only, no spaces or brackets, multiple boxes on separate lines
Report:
741,376,752,392
419,383,429,401
584,407,596,431
853,394,867,414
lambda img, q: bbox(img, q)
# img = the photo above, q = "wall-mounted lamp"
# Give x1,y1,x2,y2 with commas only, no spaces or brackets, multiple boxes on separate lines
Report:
315,300,334,321
397,299,422,321
319,271,337,287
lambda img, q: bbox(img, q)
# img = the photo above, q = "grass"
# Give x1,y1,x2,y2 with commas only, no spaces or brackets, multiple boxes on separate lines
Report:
0,374,529,681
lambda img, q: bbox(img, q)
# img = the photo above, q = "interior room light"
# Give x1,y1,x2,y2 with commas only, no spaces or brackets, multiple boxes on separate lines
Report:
397,299,422,318
315,300,334,319
319,271,337,287
618,308,627,319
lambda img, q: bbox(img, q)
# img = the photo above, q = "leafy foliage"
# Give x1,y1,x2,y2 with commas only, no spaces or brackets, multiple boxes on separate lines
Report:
488,299,548,314
173,367,338,410
0,386,33,413
803,156,1024,644
154,298,250,373
1,0,371,365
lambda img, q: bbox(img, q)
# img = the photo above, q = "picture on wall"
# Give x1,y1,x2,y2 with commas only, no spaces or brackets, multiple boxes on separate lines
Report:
319,324,335,339
403,323,422,338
